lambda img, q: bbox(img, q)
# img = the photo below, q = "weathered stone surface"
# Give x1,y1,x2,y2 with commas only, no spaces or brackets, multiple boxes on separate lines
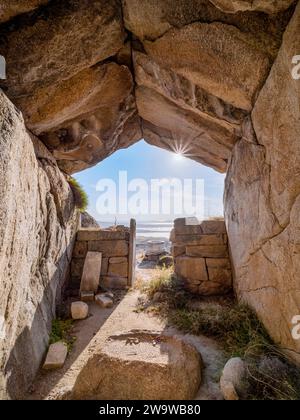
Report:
73,241,87,259
186,245,228,258
53,107,141,175
95,294,114,309
171,245,186,257
124,0,291,58
15,63,132,135
71,302,89,320
80,252,102,293
80,212,99,229
201,220,226,234
210,0,295,14
71,258,84,280
207,265,232,290
101,258,109,276
80,291,94,303
42,342,68,371
143,22,272,111
77,229,128,242
175,256,208,282
134,51,245,171
220,357,245,400
0,91,77,399
140,93,231,173
0,0,48,24
101,276,128,290
225,3,300,363
88,240,129,257
0,0,125,98
108,257,128,278
71,330,202,399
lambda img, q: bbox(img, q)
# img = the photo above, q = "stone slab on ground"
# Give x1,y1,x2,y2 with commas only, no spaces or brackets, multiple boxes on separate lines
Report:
43,342,68,370
71,301,89,320
80,251,102,293
220,357,246,400
71,330,202,400
80,291,94,302
95,294,114,308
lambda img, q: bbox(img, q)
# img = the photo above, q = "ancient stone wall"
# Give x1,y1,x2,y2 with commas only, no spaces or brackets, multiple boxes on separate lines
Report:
71,221,136,291
171,218,232,296
0,90,78,399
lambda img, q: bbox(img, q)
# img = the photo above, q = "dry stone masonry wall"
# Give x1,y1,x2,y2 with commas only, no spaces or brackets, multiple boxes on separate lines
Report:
171,219,232,296
71,222,136,291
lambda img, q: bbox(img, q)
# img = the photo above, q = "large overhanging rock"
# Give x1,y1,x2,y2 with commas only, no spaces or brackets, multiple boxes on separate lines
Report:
225,2,300,363
0,0,48,24
138,87,234,173
135,51,246,171
71,330,202,400
143,22,271,111
53,112,142,175
123,0,292,55
210,0,296,14
0,0,125,98
15,63,133,135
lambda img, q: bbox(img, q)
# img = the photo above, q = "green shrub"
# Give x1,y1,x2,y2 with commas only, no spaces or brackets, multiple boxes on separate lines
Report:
68,177,88,212
49,318,76,352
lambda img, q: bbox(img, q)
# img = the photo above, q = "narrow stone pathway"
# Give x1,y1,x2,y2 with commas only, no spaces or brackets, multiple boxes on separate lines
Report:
26,260,225,400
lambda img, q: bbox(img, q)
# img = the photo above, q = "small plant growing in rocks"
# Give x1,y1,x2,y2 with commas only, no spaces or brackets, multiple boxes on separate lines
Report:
49,318,76,353
68,177,88,212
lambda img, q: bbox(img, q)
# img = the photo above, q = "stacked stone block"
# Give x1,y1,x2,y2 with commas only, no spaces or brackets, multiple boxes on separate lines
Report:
71,225,133,290
171,218,232,296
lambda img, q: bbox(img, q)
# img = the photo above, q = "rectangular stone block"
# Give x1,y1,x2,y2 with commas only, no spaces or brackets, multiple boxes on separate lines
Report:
206,258,231,269
171,245,185,257
73,241,88,258
108,257,128,277
101,276,128,289
200,220,226,234
43,342,68,370
186,245,228,258
174,233,225,246
174,225,203,235
80,291,95,302
77,228,127,242
207,267,232,287
80,251,102,293
101,257,109,275
175,256,207,282
88,240,128,257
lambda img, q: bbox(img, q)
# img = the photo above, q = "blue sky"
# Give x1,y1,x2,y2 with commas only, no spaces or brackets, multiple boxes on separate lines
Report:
74,140,225,223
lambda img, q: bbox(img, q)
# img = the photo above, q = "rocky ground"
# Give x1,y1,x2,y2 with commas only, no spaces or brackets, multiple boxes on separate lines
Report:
26,257,225,400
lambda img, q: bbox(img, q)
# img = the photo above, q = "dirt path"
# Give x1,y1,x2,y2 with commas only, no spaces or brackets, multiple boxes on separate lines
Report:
26,260,225,400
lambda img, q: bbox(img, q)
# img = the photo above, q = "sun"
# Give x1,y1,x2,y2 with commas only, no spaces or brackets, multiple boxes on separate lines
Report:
174,152,184,161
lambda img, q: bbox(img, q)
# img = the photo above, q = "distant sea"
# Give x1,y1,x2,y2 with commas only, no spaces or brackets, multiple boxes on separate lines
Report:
98,220,173,240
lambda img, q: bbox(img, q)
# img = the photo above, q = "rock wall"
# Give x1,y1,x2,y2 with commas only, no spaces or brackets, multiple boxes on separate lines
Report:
0,90,78,399
171,218,232,296
71,223,136,292
224,2,300,363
